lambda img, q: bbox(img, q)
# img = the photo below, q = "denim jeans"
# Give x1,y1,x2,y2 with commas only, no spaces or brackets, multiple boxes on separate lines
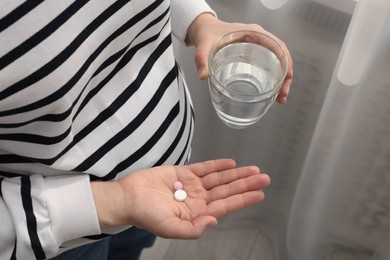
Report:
51,227,156,260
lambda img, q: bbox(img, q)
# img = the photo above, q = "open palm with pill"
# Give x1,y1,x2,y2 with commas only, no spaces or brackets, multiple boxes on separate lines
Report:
91,159,270,239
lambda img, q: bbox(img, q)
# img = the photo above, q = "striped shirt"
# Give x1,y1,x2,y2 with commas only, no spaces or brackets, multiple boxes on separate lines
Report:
0,0,215,259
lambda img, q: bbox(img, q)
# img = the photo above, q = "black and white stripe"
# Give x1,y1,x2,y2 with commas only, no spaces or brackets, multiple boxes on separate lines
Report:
20,177,45,260
0,0,195,258
0,0,194,178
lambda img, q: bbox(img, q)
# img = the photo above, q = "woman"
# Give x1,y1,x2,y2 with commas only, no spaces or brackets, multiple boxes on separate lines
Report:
0,0,293,259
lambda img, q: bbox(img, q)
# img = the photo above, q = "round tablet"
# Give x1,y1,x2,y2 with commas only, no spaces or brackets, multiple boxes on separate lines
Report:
173,181,183,191
174,189,187,202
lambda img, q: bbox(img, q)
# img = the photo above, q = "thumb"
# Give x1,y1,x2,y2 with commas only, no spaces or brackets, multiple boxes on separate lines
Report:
192,216,218,237
194,41,214,80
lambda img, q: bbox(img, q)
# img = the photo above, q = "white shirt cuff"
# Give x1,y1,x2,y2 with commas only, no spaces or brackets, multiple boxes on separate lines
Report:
45,175,101,246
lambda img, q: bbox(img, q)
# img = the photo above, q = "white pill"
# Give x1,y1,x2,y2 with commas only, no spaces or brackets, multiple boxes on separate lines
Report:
174,189,187,202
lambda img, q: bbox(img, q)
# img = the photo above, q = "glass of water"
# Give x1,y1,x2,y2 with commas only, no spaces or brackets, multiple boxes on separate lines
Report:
208,30,288,129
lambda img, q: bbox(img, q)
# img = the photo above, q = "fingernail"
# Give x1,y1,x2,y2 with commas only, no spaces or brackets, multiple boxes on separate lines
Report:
207,220,218,227
199,67,206,79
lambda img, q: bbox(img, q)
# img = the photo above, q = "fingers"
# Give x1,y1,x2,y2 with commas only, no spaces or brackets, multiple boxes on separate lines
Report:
206,173,270,203
194,42,214,80
277,41,293,104
204,173,269,218
187,159,236,177
206,190,265,219
200,165,260,190
276,76,292,104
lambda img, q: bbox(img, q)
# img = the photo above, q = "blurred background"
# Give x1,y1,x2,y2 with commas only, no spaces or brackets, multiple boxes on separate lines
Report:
141,0,390,259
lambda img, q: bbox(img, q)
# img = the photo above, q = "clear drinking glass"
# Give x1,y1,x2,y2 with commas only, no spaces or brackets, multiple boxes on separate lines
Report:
208,30,288,129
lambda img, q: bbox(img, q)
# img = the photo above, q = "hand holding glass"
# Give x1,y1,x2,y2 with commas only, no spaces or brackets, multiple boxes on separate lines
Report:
208,30,288,129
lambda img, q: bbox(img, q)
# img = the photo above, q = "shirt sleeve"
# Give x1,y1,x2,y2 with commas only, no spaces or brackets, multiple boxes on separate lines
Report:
0,174,101,260
170,0,217,43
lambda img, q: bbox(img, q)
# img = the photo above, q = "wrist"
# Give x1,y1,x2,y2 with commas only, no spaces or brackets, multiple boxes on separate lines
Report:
186,12,217,46
91,180,128,229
